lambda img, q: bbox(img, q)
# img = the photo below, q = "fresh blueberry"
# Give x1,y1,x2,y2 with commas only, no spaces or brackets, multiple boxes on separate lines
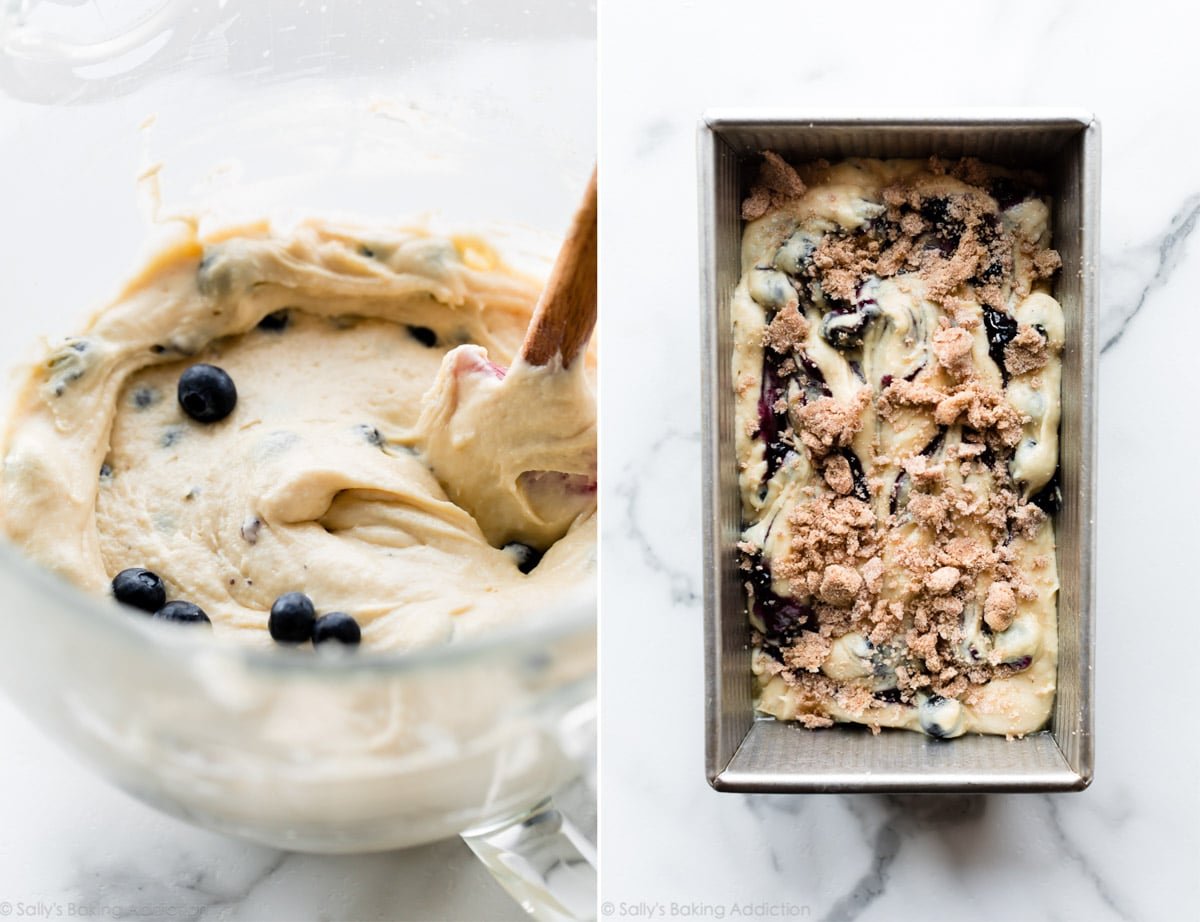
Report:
112,567,166,613
503,542,544,574
178,364,237,423
258,309,290,331
312,611,362,646
407,325,438,348
269,591,316,644
153,600,211,626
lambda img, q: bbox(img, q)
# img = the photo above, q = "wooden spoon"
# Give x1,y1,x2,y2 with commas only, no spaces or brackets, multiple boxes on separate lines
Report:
520,167,597,368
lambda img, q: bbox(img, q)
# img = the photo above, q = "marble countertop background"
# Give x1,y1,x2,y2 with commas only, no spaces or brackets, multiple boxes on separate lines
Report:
599,1,1197,921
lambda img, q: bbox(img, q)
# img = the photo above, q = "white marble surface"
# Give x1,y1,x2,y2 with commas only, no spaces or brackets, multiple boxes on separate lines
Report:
599,1,1197,921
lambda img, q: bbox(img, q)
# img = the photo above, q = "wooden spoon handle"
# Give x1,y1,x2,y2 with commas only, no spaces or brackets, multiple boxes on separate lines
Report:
520,167,597,368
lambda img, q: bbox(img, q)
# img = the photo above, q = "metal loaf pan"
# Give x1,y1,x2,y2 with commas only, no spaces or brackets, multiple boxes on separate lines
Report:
699,111,1098,792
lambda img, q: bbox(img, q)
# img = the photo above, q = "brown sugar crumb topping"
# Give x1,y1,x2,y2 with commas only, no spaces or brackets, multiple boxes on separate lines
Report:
984,581,1018,632
1033,248,1062,278
822,454,854,496
931,325,975,379
761,157,1064,317
1004,324,1049,376
785,631,833,672
763,302,810,353
791,388,870,457
741,151,807,221
819,564,864,607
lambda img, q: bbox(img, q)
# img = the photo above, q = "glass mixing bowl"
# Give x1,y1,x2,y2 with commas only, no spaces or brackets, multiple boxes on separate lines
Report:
0,1,596,918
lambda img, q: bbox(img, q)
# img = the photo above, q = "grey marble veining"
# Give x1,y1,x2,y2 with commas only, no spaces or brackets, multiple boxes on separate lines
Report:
1101,192,1200,353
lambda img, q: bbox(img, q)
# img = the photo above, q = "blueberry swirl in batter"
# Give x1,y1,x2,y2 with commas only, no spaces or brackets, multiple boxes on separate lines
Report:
734,156,1061,738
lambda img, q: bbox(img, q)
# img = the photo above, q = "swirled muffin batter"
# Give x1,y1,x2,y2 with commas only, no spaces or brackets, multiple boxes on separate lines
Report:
0,218,596,650
734,155,1062,738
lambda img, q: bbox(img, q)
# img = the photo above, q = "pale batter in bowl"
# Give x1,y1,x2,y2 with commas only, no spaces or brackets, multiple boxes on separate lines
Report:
0,217,596,652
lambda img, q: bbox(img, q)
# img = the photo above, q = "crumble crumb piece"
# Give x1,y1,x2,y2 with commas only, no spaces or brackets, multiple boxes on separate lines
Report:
925,566,961,595
785,630,833,671
877,379,942,418
1009,502,1047,538
984,581,1018,632
933,382,1025,447
1004,324,1049,376
763,302,810,353
797,713,835,729
741,151,807,220
902,454,946,488
819,564,863,607
908,491,952,532
931,325,975,379
1033,248,1062,278
823,454,854,495
861,556,884,593
791,388,870,456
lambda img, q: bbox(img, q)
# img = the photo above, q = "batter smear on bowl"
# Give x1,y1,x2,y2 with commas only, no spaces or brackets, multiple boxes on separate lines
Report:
733,155,1062,738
